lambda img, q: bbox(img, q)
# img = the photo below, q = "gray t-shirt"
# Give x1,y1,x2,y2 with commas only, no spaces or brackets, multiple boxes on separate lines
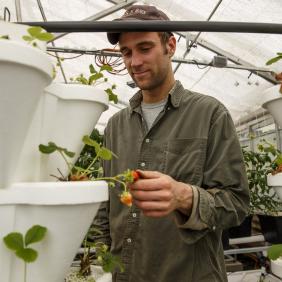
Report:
141,97,168,130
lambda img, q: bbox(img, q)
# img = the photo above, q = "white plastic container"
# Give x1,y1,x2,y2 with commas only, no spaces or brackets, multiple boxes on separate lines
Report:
267,173,282,201
40,83,109,181
0,181,108,282
14,83,109,183
261,85,282,128
0,29,53,188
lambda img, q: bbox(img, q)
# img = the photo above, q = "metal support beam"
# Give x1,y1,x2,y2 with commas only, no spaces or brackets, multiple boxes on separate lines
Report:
175,32,278,84
20,21,282,34
50,0,137,42
174,0,223,73
47,46,274,74
224,246,270,255
15,0,22,22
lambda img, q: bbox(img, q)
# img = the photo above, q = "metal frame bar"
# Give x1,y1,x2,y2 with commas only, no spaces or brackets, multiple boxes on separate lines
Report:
174,0,223,73
20,21,282,34
50,0,137,42
224,246,270,255
176,32,278,85
47,46,273,73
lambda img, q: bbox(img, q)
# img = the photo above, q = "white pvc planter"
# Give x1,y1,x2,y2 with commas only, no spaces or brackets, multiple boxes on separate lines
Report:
0,26,53,188
15,83,109,182
40,83,109,181
0,181,108,282
261,85,282,128
267,173,282,201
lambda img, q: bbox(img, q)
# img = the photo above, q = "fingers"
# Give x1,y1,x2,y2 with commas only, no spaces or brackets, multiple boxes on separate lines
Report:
136,170,162,179
129,170,169,191
131,189,172,201
133,199,172,217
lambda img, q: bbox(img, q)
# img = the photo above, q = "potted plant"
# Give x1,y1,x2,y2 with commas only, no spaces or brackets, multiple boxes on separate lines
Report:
268,243,282,278
38,135,138,281
0,22,110,282
242,140,282,245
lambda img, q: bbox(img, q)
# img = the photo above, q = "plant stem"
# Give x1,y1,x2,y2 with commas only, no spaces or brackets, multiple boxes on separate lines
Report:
59,150,73,175
24,262,27,282
95,177,128,192
84,151,100,175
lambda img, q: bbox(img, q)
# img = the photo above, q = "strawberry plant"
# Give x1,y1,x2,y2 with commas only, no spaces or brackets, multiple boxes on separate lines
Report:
39,135,140,279
3,225,47,282
22,26,54,47
70,64,118,104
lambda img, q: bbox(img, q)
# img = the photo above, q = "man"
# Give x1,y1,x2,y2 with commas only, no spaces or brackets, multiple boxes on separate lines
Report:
94,4,249,282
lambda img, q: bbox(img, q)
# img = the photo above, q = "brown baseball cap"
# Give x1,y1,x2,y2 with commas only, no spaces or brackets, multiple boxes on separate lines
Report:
107,5,172,45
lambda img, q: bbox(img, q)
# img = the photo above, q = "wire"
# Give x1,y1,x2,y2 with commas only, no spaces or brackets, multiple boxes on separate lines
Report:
47,52,84,60
192,59,212,69
94,48,127,75
4,7,11,21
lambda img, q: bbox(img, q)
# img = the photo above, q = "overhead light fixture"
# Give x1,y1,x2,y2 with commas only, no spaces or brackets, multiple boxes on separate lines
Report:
212,55,228,68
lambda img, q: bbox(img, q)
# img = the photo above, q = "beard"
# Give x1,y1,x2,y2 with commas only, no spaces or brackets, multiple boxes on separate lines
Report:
132,64,170,91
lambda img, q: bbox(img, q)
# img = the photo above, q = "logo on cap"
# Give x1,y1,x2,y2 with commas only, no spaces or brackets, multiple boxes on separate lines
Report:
124,8,146,17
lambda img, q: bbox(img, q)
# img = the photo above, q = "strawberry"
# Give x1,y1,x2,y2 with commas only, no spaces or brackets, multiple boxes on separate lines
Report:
131,170,140,182
120,191,133,207
69,173,89,181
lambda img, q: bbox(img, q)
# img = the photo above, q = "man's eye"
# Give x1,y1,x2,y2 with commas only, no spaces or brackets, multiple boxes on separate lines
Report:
141,47,150,52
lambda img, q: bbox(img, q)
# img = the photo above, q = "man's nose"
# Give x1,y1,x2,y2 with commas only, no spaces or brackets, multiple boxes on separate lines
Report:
130,52,143,67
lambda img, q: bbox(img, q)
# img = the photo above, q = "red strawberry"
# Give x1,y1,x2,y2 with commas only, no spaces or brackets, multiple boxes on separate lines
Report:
131,170,140,182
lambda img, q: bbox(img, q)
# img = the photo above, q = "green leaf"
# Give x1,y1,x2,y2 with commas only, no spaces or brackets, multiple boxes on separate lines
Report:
39,142,75,158
22,35,33,41
89,64,96,74
99,147,118,160
105,88,118,104
16,247,38,263
82,135,100,152
76,76,88,85
25,225,47,246
268,244,282,260
35,32,54,41
266,56,282,65
0,35,9,40
89,73,103,85
27,26,43,37
61,148,75,158
101,252,124,273
100,65,112,72
39,142,57,154
3,233,24,251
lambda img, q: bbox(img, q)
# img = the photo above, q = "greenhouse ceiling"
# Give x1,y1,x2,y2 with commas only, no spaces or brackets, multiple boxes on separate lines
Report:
1,0,282,132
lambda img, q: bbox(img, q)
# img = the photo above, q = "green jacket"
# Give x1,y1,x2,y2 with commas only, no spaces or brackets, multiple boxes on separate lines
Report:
94,81,249,282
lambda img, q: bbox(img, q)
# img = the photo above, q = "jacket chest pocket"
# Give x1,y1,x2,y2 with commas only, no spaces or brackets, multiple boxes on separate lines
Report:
163,138,207,184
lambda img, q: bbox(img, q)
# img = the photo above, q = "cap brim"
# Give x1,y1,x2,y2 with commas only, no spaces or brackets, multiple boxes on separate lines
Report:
107,17,142,45
107,32,120,45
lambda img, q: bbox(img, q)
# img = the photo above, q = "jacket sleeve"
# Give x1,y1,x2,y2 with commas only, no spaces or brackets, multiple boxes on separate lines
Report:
175,109,250,241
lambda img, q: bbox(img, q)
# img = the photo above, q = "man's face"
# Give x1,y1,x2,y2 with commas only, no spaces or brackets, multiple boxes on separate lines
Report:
119,32,174,91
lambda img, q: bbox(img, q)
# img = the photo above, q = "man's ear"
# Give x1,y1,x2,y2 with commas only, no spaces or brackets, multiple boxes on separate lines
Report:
167,36,176,58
